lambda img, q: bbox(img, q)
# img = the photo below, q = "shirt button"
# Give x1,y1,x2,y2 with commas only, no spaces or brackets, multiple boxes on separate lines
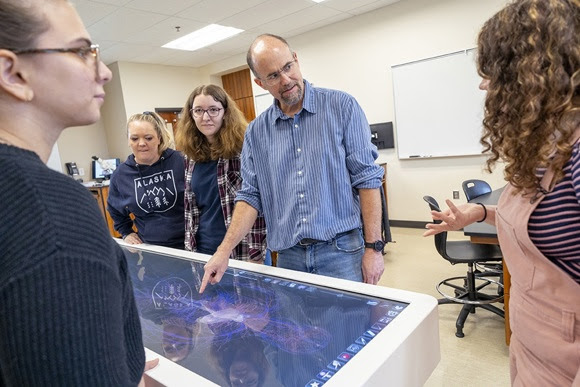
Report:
295,124,299,128
297,148,301,152
298,171,302,176
302,218,307,222
300,194,304,198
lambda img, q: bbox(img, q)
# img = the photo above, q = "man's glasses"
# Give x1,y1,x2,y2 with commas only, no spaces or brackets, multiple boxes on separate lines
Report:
191,107,223,118
261,59,296,86
10,44,101,80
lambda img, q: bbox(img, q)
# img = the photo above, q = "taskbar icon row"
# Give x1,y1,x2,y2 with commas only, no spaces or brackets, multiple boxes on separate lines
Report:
305,306,403,387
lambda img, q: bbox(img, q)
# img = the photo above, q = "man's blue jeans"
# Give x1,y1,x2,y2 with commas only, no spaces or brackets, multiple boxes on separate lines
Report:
276,228,364,282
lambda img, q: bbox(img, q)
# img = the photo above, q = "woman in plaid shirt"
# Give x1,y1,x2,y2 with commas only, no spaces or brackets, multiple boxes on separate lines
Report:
175,84,267,262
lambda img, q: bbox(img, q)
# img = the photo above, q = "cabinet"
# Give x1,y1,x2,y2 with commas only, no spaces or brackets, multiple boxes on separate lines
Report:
88,186,121,238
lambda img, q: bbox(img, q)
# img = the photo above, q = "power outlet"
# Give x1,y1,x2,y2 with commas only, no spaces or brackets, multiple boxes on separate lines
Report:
452,190,460,199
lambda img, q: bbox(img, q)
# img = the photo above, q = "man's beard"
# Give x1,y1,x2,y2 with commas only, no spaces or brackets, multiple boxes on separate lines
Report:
280,82,303,107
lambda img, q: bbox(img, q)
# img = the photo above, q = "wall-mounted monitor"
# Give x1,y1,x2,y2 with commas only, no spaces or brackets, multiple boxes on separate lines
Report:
92,158,120,180
370,122,395,150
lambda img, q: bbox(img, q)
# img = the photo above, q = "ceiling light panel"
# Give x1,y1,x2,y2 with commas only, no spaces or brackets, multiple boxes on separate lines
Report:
162,24,244,51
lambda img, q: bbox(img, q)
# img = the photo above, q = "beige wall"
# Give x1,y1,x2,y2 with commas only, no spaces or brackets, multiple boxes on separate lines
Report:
57,120,109,179
56,62,204,173
57,0,508,221
101,62,127,162
207,0,508,222
289,0,509,222
108,62,203,160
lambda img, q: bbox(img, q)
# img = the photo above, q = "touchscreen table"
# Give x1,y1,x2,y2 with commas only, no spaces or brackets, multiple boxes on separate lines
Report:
119,242,439,387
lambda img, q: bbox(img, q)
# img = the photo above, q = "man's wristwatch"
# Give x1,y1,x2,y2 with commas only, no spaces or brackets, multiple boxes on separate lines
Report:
364,240,385,252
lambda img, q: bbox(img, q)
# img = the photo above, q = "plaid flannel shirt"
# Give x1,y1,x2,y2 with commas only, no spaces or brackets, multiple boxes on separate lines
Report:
184,155,267,262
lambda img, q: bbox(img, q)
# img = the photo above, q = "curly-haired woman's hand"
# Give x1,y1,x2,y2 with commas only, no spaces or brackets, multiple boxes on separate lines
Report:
423,200,484,237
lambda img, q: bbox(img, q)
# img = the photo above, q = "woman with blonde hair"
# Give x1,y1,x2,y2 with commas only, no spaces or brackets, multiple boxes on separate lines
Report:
108,111,186,248
175,84,266,262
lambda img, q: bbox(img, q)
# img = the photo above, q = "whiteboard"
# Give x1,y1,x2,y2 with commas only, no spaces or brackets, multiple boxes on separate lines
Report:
392,49,486,159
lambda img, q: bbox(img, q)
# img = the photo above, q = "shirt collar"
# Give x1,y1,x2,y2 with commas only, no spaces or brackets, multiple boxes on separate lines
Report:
301,79,316,114
270,79,315,123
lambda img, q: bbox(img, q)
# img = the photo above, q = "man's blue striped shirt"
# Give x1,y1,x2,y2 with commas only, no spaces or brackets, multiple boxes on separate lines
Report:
236,80,383,251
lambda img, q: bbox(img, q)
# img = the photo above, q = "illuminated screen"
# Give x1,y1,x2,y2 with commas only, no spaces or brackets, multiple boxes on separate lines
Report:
92,158,119,180
122,246,408,387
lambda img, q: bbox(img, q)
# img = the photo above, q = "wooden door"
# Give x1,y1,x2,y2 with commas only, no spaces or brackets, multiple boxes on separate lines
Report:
222,69,256,122
156,108,183,148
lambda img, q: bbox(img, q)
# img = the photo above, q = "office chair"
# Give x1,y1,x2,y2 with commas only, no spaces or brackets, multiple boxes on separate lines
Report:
462,179,492,201
461,179,503,282
423,195,504,338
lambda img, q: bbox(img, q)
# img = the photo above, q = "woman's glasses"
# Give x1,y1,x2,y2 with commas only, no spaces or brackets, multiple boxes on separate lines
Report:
191,107,223,118
10,44,101,80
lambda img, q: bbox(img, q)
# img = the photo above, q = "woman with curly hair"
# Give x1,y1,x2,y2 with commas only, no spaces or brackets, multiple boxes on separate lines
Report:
175,84,267,263
424,0,579,384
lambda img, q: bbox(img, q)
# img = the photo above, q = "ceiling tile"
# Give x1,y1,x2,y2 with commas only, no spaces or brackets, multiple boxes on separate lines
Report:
283,13,352,39
345,0,402,16
179,0,268,24
73,1,117,27
254,4,344,37
73,0,404,68
221,0,315,30
87,7,168,42
129,47,186,65
123,17,206,46
124,0,203,15
160,49,230,68
320,0,389,13
100,42,157,63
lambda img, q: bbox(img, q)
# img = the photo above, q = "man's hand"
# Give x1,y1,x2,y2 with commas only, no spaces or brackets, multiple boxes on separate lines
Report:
198,201,259,294
199,250,230,293
362,249,384,285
